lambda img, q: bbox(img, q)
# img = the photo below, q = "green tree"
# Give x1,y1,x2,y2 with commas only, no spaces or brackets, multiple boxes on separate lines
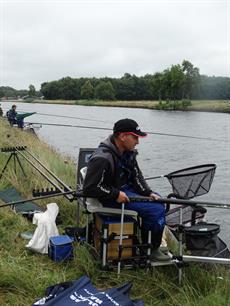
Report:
0,89,4,98
0,86,17,98
149,72,165,100
80,80,94,99
94,81,115,100
182,60,200,98
59,77,79,100
164,64,185,100
28,84,36,97
41,81,61,99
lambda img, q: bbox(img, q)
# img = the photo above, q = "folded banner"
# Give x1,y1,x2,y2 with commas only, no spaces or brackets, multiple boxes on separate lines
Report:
32,276,144,306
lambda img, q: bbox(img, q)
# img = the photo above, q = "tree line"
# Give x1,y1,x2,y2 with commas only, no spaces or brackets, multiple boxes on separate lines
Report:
0,85,40,99
40,60,230,101
1,60,229,101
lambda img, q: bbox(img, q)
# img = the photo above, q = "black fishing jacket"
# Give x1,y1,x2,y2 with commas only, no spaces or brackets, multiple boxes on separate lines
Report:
7,109,17,121
83,135,152,202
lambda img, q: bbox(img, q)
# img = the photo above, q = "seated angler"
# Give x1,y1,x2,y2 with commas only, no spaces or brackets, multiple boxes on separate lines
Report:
7,104,24,128
7,104,18,126
83,118,170,261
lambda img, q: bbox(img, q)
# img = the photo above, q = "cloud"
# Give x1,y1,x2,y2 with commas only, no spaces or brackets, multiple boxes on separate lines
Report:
0,0,229,89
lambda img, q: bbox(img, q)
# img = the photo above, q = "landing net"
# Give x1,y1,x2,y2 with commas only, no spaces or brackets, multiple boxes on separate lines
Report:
166,164,216,199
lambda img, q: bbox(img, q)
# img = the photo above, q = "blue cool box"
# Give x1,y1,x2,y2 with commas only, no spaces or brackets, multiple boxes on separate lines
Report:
48,235,74,262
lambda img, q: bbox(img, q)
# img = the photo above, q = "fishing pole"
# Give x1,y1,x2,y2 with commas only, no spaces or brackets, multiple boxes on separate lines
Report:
26,121,225,142
2,107,227,141
0,191,76,208
2,192,230,210
129,196,230,209
2,106,227,141
2,108,108,123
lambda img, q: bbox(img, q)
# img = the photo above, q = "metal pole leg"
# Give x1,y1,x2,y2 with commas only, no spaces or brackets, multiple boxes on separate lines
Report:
76,201,80,227
86,214,89,243
178,206,183,285
0,153,13,180
102,228,108,268
118,202,125,275
147,230,152,265
15,154,26,177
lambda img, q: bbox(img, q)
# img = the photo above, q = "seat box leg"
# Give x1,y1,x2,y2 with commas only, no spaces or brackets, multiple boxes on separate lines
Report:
102,228,108,267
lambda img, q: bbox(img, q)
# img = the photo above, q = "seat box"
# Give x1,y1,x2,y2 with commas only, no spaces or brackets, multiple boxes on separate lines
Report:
48,235,74,262
94,214,136,260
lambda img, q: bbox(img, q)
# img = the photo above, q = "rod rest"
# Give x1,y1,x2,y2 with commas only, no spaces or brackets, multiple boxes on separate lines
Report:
191,205,207,225
33,186,73,197
32,187,62,197
1,146,27,153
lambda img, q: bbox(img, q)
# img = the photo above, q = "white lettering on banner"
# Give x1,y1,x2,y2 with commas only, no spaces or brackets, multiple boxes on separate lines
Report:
104,293,120,306
84,289,94,295
82,289,103,304
69,290,121,305
69,292,103,305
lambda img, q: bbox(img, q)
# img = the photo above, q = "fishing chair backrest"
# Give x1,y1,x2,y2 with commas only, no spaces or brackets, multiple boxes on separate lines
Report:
77,148,96,190
76,148,96,208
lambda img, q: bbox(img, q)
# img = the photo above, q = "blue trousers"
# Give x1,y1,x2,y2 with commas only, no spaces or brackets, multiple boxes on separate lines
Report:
102,187,166,248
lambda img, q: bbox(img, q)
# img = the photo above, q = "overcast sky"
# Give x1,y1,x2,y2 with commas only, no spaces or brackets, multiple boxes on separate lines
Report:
0,0,229,90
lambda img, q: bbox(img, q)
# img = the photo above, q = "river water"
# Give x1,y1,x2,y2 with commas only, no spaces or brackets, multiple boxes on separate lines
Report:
2,102,230,246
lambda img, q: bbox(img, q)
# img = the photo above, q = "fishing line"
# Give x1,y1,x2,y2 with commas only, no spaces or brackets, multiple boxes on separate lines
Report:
26,121,226,142
2,107,227,141
2,108,109,123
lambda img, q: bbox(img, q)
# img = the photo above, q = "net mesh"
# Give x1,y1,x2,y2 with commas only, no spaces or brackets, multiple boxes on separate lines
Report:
166,164,216,199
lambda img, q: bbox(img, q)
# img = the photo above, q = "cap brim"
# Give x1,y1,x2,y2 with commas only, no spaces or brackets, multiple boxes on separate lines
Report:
128,131,147,137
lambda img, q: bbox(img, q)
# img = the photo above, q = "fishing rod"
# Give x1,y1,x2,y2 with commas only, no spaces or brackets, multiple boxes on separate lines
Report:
25,121,224,142
1,192,230,210
2,107,226,141
2,107,108,123
0,191,76,208
129,196,230,209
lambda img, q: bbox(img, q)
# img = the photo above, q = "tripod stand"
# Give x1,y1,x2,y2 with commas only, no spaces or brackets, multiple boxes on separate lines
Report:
0,147,27,180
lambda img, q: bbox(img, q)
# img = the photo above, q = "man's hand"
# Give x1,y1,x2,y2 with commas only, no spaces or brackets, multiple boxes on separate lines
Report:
116,191,130,203
149,192,160,201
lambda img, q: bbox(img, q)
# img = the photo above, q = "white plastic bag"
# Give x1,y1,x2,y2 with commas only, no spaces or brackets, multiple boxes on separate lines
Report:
26,203,59,254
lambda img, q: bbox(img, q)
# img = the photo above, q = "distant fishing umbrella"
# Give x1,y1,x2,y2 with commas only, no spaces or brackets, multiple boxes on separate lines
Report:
16,112,36,120
16,109,109,123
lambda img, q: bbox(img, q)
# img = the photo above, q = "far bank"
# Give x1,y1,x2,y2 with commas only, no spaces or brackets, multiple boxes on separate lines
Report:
17,99,230,113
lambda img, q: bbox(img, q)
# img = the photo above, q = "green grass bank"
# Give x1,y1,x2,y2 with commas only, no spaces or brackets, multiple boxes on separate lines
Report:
0,118,230,306
29,99,230,113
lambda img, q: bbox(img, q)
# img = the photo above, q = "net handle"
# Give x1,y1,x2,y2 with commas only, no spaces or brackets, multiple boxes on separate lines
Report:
145,164,216,181
145,174,165,181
